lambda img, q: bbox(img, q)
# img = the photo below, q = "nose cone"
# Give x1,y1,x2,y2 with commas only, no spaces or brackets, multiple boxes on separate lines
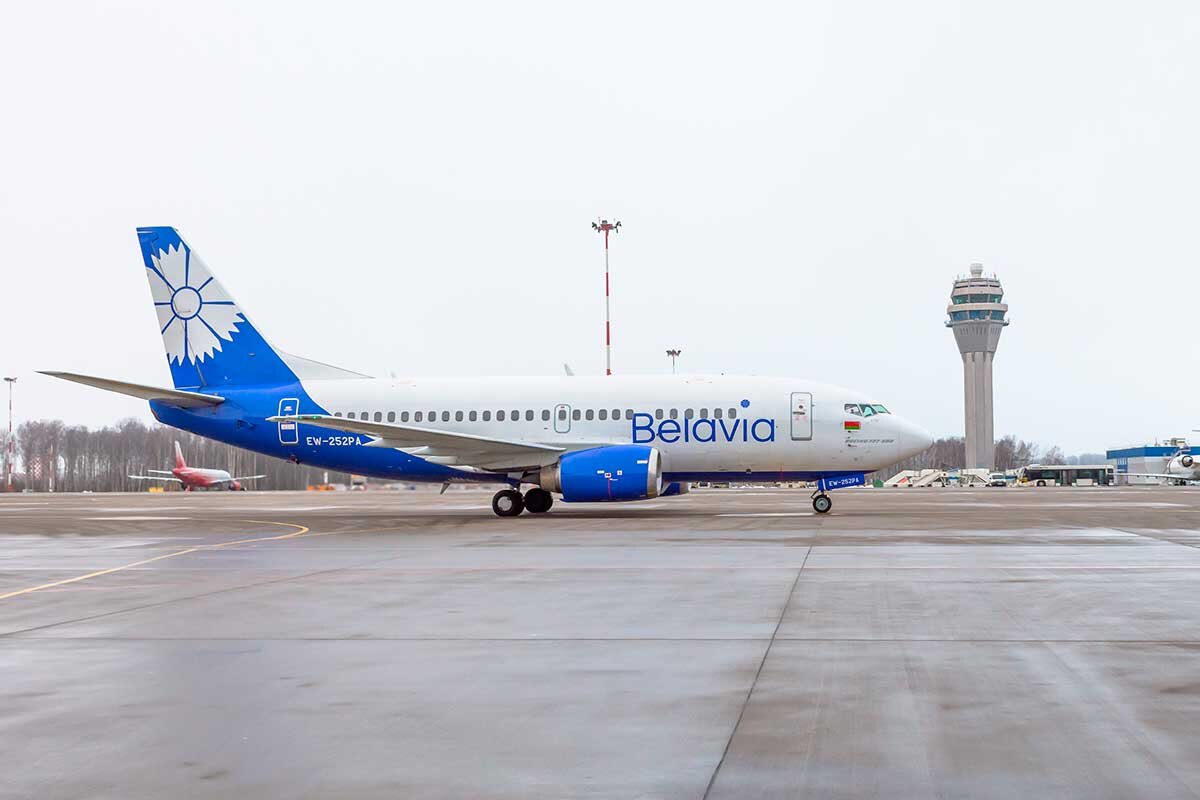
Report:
895,417,934,459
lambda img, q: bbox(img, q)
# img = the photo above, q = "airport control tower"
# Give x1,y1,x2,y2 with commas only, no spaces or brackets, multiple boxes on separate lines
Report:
946,263,1009,470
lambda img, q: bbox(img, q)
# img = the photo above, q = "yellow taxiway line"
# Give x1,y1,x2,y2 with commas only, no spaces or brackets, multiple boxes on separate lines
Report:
0,520,309,602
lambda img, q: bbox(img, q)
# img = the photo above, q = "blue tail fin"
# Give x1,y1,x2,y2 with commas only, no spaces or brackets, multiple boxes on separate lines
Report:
137,227,298,390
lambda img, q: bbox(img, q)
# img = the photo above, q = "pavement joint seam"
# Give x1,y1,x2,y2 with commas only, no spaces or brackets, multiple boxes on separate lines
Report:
701,544,813,800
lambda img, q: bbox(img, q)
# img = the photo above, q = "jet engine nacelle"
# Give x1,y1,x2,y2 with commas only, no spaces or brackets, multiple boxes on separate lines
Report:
540,445,663,502
1181,454,1194,469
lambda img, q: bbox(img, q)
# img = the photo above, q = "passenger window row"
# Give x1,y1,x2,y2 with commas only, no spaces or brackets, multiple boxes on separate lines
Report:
330,407,742,423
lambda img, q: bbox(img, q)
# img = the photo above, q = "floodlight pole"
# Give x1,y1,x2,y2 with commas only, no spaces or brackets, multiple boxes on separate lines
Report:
666,349,682,374
591,218,621,375
4,377,15,492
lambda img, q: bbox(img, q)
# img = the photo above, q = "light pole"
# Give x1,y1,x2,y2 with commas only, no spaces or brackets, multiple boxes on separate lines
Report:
4,377,15,492
666,349,682,374
591,218,621,375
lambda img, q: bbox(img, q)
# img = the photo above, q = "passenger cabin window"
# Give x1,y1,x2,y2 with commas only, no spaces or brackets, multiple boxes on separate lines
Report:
414,411,423,422
440,411,449,422
699,408,708,418
374,412,382,422
455,411,464,422
511,409,519,421
684,408,694,420
669,409,678,420
525,410,534,421
598,409,608,421
612,409,620,420
483,410,491,421
335,411,343,417
387,411,396,422
585,409,594,421
655,409,664,420
401,411,410,422
360,411,368,420
557,408,567,420
498,410,506,421
542,410,550,421
728,408,737,419
625,409,634,419
572,409,581,421
714,408,723,419
469,411,477,422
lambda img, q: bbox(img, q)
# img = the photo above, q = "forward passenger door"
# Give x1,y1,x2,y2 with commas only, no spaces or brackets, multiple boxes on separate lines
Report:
790,392,812,441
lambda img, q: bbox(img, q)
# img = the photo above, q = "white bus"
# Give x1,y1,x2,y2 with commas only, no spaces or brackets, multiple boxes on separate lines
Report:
1018,464,1115,487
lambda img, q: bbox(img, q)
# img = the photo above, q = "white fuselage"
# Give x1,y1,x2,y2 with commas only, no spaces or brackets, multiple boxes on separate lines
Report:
297,374,931,478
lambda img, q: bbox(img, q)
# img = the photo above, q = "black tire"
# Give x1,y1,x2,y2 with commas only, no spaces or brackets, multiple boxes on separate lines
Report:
524,488,554,514
492,489,525,517
1036,480,1046,487
812,494,832,514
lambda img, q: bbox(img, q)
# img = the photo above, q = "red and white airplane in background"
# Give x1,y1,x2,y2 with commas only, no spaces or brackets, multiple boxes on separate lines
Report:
129,442,265,491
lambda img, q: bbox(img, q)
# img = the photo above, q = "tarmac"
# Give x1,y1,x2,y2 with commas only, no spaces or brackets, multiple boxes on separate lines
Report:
3,485,1200,799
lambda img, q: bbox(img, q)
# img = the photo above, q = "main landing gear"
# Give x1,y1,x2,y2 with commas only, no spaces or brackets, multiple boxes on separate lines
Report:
492,488,555,517
811,491,832,514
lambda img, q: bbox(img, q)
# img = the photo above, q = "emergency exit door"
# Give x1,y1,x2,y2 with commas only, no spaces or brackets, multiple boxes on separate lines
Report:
554,404,571,434
790,392,812,441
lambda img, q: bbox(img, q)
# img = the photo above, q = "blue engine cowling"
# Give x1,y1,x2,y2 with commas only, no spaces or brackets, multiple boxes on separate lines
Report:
539,445,663,502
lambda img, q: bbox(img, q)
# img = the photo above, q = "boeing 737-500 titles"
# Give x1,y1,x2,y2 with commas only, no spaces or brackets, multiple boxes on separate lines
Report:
45,227,932,516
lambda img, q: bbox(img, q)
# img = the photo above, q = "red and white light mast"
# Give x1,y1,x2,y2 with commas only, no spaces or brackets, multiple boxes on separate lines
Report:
4,377,15,492
591,218,621,375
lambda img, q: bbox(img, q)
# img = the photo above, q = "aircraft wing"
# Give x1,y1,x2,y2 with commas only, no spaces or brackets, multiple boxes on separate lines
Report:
1122,472,1197,482
231,475,267,481
270,414,569,472
128,474,183,482
41,372,224,408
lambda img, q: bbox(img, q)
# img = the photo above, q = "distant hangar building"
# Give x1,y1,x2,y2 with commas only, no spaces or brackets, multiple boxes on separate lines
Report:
1106,442,1186,485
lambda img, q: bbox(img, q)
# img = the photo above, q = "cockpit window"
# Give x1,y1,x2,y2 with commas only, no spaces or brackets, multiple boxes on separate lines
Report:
861,405,876,417
870,404,889,414
844,403,862,416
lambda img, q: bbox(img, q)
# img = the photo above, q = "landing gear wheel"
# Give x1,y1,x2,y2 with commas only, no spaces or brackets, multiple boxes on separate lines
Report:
524,488,554,514
492,489,525,517
812,494,832,514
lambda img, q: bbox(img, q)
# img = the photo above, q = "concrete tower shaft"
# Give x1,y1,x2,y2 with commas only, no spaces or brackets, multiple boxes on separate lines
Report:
945,262,1009,470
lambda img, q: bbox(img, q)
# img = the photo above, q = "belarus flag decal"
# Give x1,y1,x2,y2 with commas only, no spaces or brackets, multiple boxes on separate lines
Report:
844,420,861,431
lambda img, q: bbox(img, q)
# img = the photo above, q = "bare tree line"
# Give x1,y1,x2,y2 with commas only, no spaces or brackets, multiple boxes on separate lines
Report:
1,418,1104,492
2,419,349,492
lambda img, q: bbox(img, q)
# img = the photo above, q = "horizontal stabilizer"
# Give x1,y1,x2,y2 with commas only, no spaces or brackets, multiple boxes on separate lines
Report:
128,475,183,482
40,371,224,408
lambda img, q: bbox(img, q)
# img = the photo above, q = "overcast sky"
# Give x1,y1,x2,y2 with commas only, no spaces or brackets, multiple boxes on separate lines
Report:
3,2,1198,454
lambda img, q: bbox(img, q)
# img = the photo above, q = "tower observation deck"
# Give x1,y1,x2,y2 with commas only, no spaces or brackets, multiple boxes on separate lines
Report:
946,262,1009,470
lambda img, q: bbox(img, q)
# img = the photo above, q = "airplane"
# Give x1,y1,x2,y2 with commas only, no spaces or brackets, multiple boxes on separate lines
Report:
44,226,933,516
1123,446,1200,485
128,441,265,491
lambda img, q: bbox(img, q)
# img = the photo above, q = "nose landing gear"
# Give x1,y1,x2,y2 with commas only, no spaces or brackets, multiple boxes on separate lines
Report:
811,491,832,514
